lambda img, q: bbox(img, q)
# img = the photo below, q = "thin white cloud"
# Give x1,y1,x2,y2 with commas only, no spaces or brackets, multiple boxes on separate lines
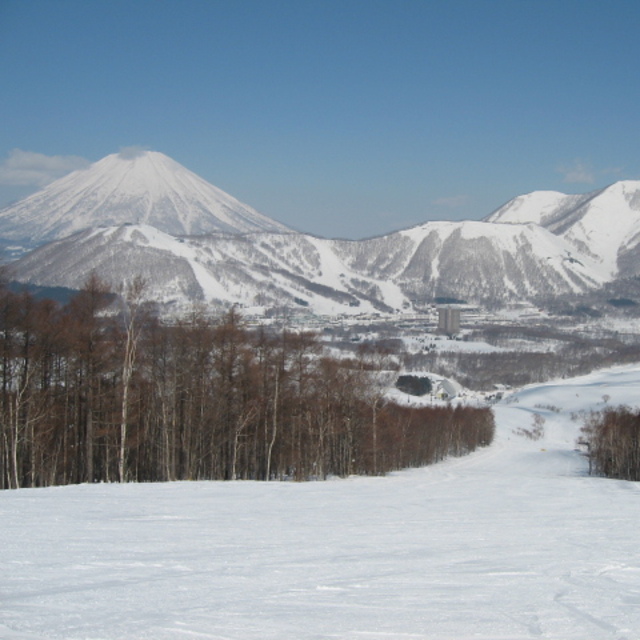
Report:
557,160,595,184
601,166,625,176
0,149,90,187
118,145,149,159
432,195,469,209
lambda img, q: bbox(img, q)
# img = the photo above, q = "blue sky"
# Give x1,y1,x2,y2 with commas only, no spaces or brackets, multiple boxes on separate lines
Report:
1,0,639,239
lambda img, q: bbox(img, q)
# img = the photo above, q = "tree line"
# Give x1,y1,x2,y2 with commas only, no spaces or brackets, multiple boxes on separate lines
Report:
0,275,494,489
581,407,640,481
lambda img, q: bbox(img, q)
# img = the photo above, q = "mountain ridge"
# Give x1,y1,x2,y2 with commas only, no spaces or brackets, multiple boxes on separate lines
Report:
4,150,640,314
10,219,609,315
486,180,640,278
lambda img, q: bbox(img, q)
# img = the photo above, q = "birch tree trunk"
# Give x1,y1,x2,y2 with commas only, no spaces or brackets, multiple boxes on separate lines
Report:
118,277,146,483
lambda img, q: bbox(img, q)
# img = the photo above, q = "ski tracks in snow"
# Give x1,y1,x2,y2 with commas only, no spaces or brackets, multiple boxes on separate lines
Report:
2,368,640,639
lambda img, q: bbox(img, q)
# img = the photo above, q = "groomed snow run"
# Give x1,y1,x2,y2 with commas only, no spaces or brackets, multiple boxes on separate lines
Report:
2,365,640,639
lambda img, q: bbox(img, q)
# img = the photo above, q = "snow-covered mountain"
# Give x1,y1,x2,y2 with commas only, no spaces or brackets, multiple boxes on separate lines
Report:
332,220,606,305
10,219,608,315
9,224,409,315
3,149,640,314
486,180,640,278
0,149,291,249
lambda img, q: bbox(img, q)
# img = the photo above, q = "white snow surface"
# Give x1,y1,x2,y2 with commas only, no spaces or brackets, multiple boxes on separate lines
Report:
559,181,640,275
485,180,640,277
485,190,592,226
2,365,640,639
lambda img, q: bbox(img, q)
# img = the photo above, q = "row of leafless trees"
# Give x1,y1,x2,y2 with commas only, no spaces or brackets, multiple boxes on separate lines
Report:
581,407,640,480
0,276,494,489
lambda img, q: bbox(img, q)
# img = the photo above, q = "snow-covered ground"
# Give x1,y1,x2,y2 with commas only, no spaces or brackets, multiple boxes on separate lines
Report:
2,365,640,639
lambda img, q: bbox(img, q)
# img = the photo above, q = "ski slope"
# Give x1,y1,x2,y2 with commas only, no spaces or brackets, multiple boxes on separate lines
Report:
1,365,640,639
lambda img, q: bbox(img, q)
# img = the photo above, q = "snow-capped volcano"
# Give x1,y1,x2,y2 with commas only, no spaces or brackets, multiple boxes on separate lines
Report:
0,149,291,248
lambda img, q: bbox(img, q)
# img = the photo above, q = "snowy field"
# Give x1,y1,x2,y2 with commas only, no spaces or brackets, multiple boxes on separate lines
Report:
2,365,640,639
